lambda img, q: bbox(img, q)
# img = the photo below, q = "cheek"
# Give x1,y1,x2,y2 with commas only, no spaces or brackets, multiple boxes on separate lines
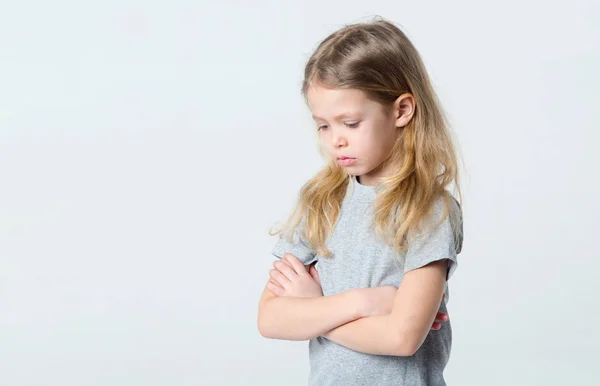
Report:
365,129,391,151
366,130,396,159
377,120,398,147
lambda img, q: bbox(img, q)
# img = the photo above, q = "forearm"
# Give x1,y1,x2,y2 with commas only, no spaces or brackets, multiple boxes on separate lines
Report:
258,290,361,341
323,315,418,356
324,260,449,356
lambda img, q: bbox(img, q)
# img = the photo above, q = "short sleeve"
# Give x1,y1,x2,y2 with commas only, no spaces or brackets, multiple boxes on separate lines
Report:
403,196,463,281
271,218,318,265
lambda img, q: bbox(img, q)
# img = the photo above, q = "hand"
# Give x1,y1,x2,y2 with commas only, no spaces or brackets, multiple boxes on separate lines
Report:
357,287,449,331
308,263,320,285
432,293,449,331
268,255,449,330
267,253,323,298
431,310,449,330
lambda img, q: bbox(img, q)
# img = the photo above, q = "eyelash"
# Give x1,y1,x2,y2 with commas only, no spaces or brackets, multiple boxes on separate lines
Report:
317,122,360,131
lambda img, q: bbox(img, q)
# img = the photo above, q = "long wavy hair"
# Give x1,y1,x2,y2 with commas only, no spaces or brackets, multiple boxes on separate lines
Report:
270,17,464,258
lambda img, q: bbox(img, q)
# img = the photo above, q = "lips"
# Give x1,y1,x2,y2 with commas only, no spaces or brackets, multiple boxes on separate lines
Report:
337,157,356,166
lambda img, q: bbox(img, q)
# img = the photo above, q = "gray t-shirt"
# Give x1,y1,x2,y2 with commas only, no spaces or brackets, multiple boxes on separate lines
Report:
271,175,464,386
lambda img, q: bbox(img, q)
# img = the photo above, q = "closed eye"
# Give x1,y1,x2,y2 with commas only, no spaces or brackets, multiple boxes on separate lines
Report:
317,122,360,131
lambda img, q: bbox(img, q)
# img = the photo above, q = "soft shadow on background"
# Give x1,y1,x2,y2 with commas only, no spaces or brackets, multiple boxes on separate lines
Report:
0,1,598,385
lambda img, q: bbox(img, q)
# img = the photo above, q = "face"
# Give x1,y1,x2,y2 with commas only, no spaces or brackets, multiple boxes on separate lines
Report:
306,83,414,186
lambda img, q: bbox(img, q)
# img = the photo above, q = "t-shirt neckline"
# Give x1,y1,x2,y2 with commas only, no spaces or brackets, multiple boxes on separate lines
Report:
349,175,378,202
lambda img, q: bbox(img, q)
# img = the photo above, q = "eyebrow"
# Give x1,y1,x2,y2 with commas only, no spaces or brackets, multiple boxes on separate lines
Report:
311,112,360,121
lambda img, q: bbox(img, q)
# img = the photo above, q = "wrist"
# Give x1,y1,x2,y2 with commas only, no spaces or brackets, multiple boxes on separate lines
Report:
347,288,366,319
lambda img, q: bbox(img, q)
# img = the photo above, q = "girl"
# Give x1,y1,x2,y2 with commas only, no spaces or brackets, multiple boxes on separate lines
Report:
257,17,464,386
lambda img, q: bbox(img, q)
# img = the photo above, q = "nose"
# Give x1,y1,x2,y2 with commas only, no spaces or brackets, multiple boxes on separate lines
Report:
332,131,347,148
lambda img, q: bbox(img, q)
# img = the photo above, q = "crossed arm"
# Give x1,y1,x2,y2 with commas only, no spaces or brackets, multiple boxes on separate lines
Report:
257,253,448,357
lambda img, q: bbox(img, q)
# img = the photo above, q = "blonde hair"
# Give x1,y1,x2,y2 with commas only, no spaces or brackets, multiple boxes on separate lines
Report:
270,17,463,258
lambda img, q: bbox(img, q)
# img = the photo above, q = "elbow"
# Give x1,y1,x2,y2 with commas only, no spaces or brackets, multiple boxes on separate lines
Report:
257,317,312,341
258,316,284,339
257,301,274,338
390,333,421,357
256,308,288,340
391,344,418,357
257,319,273,339
398,343,419,357
257,308,277,339
257,298,313,341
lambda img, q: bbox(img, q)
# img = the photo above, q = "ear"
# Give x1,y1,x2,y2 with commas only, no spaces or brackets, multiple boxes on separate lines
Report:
393,93,416,128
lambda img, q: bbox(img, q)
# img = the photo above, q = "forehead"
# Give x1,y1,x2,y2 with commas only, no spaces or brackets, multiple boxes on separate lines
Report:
306,84,380,119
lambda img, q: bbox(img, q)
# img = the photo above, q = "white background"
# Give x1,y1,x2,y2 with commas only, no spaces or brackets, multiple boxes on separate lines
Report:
1,1,598,385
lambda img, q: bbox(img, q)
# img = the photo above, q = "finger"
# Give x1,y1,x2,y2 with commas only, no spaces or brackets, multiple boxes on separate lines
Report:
269,269,290,287
273,260,298,281
279,258,293,268
269,279,283,289
277,258,296,273
283,253,307,275
431,322,441,330
309,265,321,284
267,281,285,297
435,312,449,322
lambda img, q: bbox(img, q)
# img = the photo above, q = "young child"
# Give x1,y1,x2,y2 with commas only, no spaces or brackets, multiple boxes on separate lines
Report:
258,17,464,386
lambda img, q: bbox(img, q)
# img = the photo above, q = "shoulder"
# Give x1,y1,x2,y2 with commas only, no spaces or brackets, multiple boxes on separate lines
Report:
422,193,461,231
403,192,463,277
412,192,463,254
